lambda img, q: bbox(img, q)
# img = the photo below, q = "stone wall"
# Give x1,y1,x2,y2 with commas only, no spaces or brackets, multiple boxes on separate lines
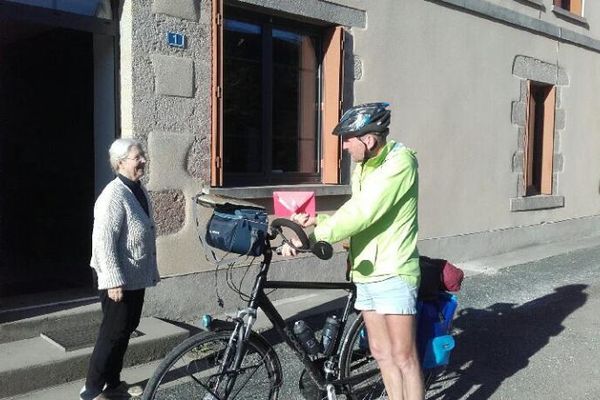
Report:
120,0,211,276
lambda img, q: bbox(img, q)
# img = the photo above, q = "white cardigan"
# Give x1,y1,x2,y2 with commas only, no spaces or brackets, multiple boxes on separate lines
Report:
90,178,160,290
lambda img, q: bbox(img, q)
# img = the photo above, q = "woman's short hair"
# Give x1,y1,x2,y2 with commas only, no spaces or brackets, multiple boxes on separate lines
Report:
109,138,142,172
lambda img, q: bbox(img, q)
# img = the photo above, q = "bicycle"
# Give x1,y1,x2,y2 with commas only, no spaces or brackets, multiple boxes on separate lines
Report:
142,194,457,400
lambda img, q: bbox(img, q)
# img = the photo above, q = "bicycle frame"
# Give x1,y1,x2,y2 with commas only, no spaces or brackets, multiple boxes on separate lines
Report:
231,245,361,392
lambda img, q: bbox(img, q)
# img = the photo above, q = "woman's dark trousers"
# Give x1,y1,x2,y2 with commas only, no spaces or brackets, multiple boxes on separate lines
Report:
85,289,145,393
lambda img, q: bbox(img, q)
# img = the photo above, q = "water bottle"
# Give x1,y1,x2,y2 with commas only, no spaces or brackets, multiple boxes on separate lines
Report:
293,320,320,355
321,315,340,356
358,326,369,352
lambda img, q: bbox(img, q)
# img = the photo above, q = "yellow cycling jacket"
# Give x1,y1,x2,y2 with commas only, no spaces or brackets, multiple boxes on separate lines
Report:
313,140,420,286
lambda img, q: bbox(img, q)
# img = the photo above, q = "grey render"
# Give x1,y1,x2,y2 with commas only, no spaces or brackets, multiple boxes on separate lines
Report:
110,0,600,319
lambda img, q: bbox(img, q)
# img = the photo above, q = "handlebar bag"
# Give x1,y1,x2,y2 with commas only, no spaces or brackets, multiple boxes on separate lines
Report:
205,208,268,256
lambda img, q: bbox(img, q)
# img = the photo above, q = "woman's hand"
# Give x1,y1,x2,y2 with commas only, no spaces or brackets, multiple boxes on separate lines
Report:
280,238,304,257
291,213,316,228
108,287,124,302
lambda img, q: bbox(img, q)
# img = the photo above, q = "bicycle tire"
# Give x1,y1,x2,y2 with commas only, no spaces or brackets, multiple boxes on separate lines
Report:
142,329,282,400
338,315,386,400
339,315,440,399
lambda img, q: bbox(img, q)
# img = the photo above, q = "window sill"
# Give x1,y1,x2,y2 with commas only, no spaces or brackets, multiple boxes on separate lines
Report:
514,0,545,9
552,6,588,27
510,195,565,212
209,184,352,199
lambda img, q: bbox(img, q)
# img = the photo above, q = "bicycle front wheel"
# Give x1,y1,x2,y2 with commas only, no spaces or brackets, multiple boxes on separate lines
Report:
143,329,282,400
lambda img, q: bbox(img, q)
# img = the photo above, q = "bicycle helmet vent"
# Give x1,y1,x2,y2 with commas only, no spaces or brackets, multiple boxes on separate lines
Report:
333,102,391,138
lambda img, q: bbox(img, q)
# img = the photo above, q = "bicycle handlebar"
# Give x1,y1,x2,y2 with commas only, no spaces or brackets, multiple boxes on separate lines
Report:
270,218,333,260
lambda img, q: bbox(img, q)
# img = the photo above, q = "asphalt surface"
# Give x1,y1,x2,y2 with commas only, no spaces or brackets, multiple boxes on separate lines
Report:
8,243,600,399
256,245,600,399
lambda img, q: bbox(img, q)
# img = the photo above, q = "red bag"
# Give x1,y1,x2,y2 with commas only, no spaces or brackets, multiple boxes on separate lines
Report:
441,260,464,292
419,256,464,297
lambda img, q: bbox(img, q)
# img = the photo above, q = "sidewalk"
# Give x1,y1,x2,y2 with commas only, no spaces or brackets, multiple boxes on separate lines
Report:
5,233,600,399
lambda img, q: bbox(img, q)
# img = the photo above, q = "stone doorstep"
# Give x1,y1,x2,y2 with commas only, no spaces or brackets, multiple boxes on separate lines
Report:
0,303,103,344
0,317,189,399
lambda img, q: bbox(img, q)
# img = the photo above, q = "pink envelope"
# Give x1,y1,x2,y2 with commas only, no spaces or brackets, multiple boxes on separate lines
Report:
273,191,316,217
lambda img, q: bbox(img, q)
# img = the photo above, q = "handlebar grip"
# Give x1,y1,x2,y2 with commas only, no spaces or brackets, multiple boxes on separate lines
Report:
270,218,311,250
270,219,334,260
312,241,333,260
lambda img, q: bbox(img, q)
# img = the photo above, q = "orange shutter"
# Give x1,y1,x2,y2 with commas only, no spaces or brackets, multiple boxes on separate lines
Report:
540,86,556,195
570,0,582,15
524,81,534,195
321,26,344,184
211,0,224,186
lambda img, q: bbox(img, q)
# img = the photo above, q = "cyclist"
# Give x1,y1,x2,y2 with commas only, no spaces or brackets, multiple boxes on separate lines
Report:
283,102,423,400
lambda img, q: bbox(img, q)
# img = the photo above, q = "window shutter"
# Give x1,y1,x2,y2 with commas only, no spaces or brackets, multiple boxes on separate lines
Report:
570,0,582,15
211,0,224,186
540,86,556,195
321,26,344,184
524,81,534,195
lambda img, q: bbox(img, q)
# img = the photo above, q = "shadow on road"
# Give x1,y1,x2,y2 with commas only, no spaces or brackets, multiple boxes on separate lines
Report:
429,284,588,400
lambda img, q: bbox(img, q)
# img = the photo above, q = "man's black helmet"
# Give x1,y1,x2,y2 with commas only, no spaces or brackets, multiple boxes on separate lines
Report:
333,102,391,138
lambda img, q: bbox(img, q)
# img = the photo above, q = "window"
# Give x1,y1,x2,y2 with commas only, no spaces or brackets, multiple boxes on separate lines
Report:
211,2,343,187
554,0,583,15
524,82,556,196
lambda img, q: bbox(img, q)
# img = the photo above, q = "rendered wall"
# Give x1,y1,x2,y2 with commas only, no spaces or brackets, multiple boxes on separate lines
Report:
118,0,600,320
346,0,600,258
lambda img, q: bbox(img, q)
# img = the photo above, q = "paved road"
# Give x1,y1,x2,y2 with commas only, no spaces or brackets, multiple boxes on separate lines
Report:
260,245,600,399
13,244,600,399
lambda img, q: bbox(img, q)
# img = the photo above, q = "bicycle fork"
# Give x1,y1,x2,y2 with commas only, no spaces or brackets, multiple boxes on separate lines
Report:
208,308,258,399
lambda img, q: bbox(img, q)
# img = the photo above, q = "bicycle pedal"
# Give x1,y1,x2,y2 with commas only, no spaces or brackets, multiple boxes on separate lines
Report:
326,384,337,400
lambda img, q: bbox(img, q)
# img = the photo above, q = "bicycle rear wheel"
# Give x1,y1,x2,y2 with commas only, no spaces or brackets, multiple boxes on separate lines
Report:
338,315,386,400
142,329,282,400
339,315,439,399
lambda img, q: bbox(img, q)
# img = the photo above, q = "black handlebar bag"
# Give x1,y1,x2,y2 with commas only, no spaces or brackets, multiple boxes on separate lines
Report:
205,208,268,257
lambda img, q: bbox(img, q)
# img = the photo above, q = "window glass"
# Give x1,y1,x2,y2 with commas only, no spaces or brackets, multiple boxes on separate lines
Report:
222,11,322,185
223,19,263,174
6,0,113,19
272,29,319,175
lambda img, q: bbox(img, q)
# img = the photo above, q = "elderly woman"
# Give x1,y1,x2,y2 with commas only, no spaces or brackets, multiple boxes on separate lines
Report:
80,138,160,400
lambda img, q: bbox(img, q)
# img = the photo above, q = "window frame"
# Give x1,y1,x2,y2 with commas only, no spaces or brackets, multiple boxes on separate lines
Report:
211,0,342,187
553,0,583,16
523,81,556,196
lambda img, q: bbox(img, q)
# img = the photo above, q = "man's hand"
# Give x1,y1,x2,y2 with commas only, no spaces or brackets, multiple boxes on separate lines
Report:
280,238,303,257
291,213,316,228
108,287,124,302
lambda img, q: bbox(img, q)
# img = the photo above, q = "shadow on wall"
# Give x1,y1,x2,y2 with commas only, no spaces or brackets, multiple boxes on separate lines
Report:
429,284,588,400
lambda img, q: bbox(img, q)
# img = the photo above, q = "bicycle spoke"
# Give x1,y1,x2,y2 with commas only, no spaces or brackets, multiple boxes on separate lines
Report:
144,331,280,400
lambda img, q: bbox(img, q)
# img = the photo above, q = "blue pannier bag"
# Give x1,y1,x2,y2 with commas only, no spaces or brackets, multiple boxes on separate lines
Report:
205,208,268,256
417,292,458,369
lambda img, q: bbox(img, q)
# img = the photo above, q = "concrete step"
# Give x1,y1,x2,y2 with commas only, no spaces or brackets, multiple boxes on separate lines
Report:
2,360,162,400
0,317,189,398
0,303,102,345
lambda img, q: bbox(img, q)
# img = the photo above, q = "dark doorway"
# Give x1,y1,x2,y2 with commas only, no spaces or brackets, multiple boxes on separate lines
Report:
0,21,95,299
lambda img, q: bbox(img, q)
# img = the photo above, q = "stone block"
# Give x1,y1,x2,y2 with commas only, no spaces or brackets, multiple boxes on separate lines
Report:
513,55,558,84
554,108,566,130
511,101,526,126
557,67,570,86
553,153,564,172
512,151,524,173
150,189,186,235
147,130,194,190
510,195,564,212
152,0,198,21
152,54,194,98
353,55,363,80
